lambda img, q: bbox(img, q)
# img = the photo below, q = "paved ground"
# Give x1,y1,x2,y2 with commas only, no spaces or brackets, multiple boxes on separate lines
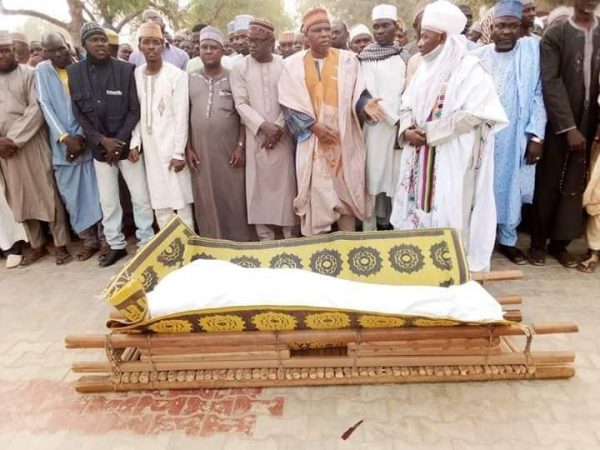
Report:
0,238,598,449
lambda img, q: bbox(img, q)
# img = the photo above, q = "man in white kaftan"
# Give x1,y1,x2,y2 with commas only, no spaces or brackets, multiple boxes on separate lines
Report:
359,4,407,231
230,18,299,240
390,0,508,272
131,23,193,229
0,171,27,261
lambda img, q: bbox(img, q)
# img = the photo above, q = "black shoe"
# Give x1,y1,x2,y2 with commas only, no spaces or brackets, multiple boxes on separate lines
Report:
498,244,527,265
99,248,127,267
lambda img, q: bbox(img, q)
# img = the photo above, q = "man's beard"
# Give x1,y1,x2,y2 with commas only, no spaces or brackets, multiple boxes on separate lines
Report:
0,60,18,73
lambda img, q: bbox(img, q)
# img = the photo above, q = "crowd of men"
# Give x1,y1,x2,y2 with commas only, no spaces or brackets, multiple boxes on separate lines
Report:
0,0,599,275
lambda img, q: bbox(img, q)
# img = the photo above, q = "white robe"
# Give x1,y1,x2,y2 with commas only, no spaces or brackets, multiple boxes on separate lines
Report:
131,63,193,211
391,46,508,272
0,171,27,251
361,54,406,197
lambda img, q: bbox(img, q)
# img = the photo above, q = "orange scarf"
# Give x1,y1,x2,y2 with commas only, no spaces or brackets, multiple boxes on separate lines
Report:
303,48,339,121
303,49,342,175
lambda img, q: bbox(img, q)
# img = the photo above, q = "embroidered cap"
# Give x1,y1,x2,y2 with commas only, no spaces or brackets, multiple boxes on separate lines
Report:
138,22,163,40
234,15,254,32
0,30,13,46
279,31,295,43
249,18,275,38
199,26,224,46
494,0,523,19
350,24,373,42
372,4,398,21
105,29,119,45
302,6,330,32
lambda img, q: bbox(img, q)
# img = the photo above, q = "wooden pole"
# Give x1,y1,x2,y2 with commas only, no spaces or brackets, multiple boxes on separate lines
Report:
64,322,578,350
71,350,574,373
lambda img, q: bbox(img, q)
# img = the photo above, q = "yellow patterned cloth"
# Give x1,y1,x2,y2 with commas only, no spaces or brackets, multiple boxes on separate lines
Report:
105,217,492,334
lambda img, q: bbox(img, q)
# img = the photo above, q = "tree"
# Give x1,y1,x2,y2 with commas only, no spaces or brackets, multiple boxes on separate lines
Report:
187,0,293,34
295,0,562,36
0,0,182,45
296,0,419,32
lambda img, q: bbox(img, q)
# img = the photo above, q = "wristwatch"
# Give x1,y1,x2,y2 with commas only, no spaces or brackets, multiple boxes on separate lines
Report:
531,136,544,144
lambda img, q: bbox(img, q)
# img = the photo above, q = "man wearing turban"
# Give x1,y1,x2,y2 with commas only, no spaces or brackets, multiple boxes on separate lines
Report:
390,0,508,272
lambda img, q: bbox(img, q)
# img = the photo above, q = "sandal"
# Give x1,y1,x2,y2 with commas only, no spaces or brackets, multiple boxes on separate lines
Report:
527,249,546,266
498,245,527,265
20,247,48,266
98,244,111,262
55,249,73,265
76,246,98,262
577,250,600,273
548,248,580,269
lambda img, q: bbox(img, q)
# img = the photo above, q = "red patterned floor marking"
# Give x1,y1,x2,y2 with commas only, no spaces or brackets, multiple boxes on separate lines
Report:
0,380,285,437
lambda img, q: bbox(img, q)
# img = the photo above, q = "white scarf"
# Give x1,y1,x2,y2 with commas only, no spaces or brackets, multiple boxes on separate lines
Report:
409,35,469,125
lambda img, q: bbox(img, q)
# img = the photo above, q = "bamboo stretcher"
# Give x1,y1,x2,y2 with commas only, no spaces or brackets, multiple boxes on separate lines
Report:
65,270,578,393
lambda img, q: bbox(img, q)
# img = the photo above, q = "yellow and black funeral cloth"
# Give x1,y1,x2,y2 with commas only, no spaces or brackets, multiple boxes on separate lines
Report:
105,217,497,334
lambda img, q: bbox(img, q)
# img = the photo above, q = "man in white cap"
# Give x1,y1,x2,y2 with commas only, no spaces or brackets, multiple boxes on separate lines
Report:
230,14,253,66
472,0,546,265
390,0,508,272
278,7,386,236
359,4,407,231
129,9,189,70
131,22,194,230
349,24,373,54
226,21,237,56
186,27,257,241
231,18,299,241
0,30,72,266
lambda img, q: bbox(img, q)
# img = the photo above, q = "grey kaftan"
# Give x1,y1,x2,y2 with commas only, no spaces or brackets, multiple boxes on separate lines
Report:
188,69,257,241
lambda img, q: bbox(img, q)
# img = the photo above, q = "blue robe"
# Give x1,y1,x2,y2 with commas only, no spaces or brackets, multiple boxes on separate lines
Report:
472,38,547,245
35,60,102,234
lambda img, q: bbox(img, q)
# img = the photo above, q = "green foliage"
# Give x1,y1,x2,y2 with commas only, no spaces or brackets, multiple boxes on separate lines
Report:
296,0,419,31
187,0,293,34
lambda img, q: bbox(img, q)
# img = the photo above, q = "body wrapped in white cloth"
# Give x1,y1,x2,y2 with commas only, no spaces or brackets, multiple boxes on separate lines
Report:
146,260,504,323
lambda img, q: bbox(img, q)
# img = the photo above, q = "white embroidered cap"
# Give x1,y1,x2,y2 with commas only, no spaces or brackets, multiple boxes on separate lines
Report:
372,4,398,21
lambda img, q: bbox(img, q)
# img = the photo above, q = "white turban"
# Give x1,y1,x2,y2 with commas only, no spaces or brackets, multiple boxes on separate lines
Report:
372,4,398,21
350,24,373,42
421,0,467,36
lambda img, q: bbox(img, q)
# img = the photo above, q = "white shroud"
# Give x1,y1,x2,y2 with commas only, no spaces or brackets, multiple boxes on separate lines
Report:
146,260,504,323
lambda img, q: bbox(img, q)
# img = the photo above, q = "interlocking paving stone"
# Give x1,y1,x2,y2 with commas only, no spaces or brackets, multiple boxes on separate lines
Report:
0,237,599,448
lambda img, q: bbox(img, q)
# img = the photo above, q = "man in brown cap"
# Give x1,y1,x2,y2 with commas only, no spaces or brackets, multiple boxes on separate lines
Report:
278,7,385,236
131,22,193,230
0,30,71,265
231,18,299,241
278,31,296,58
